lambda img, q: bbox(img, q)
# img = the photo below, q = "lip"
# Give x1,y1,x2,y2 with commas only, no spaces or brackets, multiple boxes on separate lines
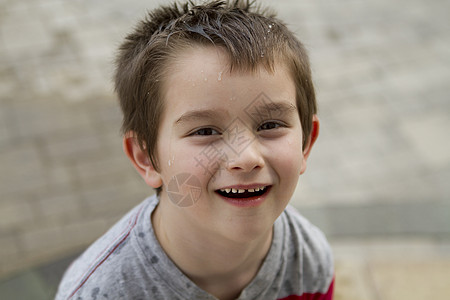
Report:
215,185,272,208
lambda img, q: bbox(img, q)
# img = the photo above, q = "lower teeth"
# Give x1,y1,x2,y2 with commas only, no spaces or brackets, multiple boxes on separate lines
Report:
218,189,266,198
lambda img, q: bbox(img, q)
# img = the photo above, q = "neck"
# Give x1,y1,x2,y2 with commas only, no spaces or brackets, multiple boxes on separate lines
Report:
152,200,273,300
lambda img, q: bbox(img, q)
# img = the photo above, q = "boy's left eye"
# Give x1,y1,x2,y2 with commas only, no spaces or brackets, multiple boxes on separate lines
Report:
257,121,283,131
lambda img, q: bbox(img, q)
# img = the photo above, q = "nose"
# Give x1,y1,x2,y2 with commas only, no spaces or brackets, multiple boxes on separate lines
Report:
225,139,265,173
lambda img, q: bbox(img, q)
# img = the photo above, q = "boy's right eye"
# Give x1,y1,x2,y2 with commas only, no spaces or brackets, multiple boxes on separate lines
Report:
190,128,220,136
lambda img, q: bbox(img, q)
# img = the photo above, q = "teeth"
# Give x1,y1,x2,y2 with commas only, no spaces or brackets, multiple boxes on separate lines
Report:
219,186,267,194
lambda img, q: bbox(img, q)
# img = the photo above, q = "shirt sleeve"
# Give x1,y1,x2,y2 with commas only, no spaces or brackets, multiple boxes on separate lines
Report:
315,276,334,300
277,276,334,300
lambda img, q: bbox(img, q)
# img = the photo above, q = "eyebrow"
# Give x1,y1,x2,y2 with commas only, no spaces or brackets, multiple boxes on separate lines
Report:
263,101,297,113
174,109,226,125
246,101,298,120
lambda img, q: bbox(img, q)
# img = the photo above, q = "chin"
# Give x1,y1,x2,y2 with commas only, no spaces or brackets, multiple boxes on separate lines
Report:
219,215,274,244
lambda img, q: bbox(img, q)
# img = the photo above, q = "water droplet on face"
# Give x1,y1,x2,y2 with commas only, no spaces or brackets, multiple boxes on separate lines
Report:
204,77,208,81
168,155,175,166
217,71,223,81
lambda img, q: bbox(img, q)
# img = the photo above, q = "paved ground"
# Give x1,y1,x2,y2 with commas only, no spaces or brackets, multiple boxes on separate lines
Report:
0,0,449,298
332,238,450,300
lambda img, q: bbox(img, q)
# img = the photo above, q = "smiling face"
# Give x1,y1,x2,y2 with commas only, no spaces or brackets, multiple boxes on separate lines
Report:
144,45,312,242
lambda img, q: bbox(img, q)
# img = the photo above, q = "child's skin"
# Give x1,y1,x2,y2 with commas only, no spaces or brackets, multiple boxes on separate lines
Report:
124,45,319,300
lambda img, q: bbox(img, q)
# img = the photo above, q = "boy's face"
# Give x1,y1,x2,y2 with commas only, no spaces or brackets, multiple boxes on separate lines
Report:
151,46,312,242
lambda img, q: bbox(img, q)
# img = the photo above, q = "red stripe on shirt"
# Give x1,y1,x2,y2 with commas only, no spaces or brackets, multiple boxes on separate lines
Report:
278,277,334,300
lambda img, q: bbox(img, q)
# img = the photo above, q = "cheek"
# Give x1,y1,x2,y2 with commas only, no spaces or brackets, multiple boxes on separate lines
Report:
270,135,303,174
159,140,220,187
269,136,303,203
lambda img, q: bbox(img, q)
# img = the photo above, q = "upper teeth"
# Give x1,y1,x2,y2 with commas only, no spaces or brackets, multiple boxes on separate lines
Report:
219,186,266,194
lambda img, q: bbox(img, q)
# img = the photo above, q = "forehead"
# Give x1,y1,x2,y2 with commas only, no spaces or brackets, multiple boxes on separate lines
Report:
165,45,231,85
160,45,296,119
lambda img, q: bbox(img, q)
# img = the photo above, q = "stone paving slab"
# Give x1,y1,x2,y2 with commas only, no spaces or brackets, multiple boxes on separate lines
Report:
0,252,80,300
296,201,450,238
332,238,450,300
370,259,450,299
0,271,50,300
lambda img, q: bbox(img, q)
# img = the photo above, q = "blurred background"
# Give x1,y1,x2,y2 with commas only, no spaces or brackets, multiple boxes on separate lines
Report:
0,0,449,299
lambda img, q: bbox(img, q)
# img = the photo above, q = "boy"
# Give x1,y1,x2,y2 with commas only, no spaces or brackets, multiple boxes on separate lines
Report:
56,1,334,299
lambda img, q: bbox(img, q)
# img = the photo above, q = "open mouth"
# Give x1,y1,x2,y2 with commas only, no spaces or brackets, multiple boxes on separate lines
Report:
215,186,270,199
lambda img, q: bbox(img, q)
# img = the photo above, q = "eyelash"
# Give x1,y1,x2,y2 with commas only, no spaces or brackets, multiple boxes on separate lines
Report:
190,127,220,136
257,121,284,131
189,121,285,136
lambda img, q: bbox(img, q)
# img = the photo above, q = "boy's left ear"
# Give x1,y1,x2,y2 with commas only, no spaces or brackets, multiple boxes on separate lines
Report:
300,115,320,175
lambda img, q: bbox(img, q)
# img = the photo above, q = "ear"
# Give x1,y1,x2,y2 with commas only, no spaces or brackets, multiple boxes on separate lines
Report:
300,115,320,175
123,132,163,189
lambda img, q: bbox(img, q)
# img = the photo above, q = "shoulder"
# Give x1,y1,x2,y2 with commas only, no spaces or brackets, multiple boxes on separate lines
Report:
55,196,158,300
281,205,334,294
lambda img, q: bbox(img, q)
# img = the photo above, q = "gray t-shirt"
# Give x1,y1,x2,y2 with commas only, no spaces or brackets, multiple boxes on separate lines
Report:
56,195,334,300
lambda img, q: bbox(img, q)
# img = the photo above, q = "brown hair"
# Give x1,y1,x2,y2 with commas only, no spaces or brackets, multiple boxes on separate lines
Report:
115,0,317,193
